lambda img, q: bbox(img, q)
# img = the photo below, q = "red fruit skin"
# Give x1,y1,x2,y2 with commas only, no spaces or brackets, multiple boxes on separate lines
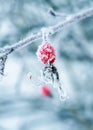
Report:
37,42,56,64
41,85,52,97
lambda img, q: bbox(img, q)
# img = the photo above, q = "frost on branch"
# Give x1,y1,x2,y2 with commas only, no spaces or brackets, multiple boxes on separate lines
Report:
0,55,7,76
0,7,92,85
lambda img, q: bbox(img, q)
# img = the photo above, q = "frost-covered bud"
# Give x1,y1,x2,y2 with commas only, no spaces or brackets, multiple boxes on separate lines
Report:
36,41,56,64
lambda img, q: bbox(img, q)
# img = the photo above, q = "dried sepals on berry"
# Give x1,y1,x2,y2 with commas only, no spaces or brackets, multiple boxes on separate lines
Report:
36,41,56,64
41,63,69,100
41,63,59,84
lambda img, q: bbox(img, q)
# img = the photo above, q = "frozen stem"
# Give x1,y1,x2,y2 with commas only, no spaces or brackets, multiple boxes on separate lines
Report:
0,55,7,76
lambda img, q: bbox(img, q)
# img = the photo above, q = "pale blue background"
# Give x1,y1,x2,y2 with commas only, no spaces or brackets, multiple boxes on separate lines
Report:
0,0,93,130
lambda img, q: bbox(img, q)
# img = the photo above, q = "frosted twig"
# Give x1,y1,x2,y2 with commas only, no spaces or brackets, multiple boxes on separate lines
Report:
0,8,93,56
0,7,93,75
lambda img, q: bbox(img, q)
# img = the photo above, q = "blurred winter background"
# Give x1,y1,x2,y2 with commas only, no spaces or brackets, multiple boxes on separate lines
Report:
0,0,93,130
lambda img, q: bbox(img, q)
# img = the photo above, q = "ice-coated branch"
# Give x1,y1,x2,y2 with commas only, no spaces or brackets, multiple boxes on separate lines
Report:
0,7,93,75
1,7,93,55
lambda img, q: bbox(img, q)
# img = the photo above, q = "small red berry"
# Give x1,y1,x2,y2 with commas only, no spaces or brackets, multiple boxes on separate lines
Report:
37,41,56,64
41,85,52,97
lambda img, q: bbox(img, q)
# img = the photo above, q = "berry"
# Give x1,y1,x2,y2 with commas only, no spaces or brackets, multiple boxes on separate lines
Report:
41,85,52,97
36,41,56,64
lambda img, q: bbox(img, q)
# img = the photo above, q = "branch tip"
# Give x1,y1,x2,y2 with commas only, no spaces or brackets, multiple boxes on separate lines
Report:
48,8,56,17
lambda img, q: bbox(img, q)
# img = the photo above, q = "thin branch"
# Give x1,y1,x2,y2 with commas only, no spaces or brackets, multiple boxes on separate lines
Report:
51,7,93,33
0,7,93,57
48,8,68,18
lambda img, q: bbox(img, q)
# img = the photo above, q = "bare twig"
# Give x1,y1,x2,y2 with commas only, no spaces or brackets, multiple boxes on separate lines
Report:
49,8,68,18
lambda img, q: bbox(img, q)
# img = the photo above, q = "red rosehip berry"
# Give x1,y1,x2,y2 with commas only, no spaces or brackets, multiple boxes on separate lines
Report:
36,41,56,64
41,85,52,97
